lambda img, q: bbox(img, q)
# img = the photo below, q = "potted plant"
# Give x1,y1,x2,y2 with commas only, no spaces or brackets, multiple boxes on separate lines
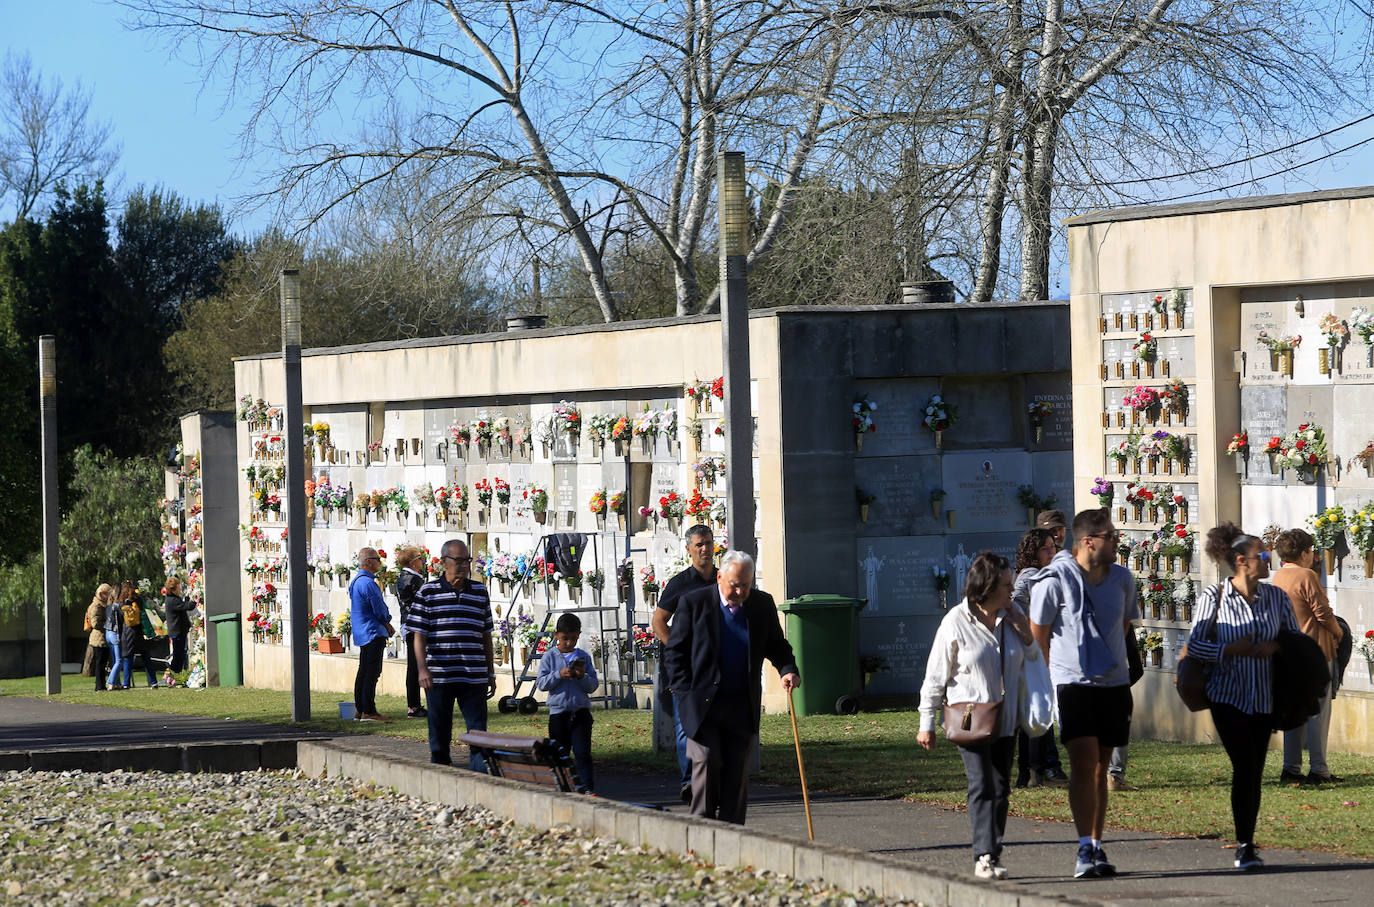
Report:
1349,502,1374,578
853,394,877,451
589,488,608,529
526,486,549,523
1027,400,1052,444
1256,330,1301,376
1317,314,1348,375
921,394,957,448
1307,505,1348,576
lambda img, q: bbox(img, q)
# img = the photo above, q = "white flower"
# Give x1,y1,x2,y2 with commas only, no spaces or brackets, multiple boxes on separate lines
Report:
853,403,862,413
925,406,936,416
931,395,943,404
870,401,877,410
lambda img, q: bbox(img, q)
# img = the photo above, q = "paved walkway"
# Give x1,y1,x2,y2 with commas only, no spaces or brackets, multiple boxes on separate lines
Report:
3,696,1371,905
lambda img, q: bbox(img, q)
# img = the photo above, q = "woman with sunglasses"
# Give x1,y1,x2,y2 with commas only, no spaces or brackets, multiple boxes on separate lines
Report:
1186,522,1298,871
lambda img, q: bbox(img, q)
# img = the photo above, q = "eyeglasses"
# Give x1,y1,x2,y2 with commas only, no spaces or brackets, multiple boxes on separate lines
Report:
1241,550,1271,564
442,556,472,564
1087,530,1120,541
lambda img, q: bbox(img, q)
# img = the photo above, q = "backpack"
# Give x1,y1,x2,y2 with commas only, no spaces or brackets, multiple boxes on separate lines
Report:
123,599,142,628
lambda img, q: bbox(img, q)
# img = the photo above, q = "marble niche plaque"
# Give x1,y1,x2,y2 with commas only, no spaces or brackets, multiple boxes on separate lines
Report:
553,464,577,520
854,536,947,617
1024,374,1072,450
854,456,933,538
1240,385,1287,486
1239,301,1294,385
1158,336,1196,382
859,615,942,696
425,406,457,465
852,378,938,456
507,463,536,536
940,452,1031,533
1336,298,1374,381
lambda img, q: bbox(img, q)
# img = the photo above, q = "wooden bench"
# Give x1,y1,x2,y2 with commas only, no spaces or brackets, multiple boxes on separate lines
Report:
458,731,583,792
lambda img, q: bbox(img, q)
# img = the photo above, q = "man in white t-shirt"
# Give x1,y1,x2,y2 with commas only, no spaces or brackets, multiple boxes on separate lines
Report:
1030,508,1139,881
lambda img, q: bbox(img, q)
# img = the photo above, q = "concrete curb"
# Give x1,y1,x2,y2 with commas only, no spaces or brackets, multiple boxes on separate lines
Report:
297,740,1099,907
3,740,298,774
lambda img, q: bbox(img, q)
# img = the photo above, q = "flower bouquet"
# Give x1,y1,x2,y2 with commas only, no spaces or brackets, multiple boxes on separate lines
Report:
1090,477,1115,508
554,401,582,445
1274,423,1328,480
1307,505,1347,575
633,407,658,453
853,394,877,450
1027,400,1052,443
921,394,957,447
1348,503,1374,578
1132,331,1157,363
1257,330,1301,375
640,566,660,605
933,567,951,610
525,486,549,523
589,488,608,528
1318,313,1348,375
1350,306,1374,367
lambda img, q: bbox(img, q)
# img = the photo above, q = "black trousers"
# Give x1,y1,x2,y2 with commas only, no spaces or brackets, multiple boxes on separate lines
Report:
92,646,109,691
404,634,422,710
1016,727,1062,781
548,708,595,792
170,634,188,673
1210,701,1273,844
354,638,385,715
959,735,1016,858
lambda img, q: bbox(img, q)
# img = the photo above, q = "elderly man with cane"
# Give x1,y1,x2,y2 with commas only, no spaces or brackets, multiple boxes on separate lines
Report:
664,550,800,825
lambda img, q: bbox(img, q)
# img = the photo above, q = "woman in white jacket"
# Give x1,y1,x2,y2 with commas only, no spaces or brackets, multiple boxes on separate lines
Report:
918,550,1039,881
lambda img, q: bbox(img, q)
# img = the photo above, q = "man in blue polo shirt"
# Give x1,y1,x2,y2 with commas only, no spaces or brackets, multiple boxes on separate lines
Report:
664,550,799,824
408,539,496,770
349,547,394,722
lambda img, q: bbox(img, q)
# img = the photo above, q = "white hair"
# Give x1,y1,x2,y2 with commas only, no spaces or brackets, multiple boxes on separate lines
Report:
719,550,754,575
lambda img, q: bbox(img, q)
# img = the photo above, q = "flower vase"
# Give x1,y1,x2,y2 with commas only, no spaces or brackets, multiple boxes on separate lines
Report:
1365,551,1374,579
617,513,626,532
1117,506,1128,523
1150,554,1161,572
1131,361,1140,378
1101,412,1110,428
1147,457,1159,475
568,586,582,604
1279,349,1294,377
1115,459,1126,475
1166,556,1177,574
1150,649,1162,667
641,436,653,456
645,590,658,608
615,440,627,457
596,513,607,530
860,503,870,523
1026,507,1036,527
938,589,948,610
1181,602,1192,622
1033,424,1044,444
667,516,681,535
541,441,551,458
1319,347,1331,375
1181,555,1191,574
478,508,488,526
1161,360,1170,377
535,510,547,524
1267,452,1278,474
1269,350,1280,373
500,505,509,522
1173,312,1184,329
1132,504,1143,522
1323,549,1336,576
1177,458,1189,476
855,432,864,453
1115,362,1125,379
934,430,943,449
1114,313,1123,330
931,500,943,519
1148,505,1159,523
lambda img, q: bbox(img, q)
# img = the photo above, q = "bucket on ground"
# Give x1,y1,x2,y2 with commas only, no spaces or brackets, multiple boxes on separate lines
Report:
338,702,357,720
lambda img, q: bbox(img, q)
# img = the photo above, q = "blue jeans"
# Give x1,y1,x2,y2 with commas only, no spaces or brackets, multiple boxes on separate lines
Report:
106,631,129,687
426,682,489,772
663,689,690,787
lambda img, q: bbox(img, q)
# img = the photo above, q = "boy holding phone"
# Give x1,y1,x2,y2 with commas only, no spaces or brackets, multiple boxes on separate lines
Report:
536,612,600,793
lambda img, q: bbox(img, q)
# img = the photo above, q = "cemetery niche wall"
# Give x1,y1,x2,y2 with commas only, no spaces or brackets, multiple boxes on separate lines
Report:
1068,186,1374,754
233,302,1072,711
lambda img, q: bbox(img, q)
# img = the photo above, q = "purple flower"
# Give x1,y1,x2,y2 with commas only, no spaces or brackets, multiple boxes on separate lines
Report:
1090,477,1112,495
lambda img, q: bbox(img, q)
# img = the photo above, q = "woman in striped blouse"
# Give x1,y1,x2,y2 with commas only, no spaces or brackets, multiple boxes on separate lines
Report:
1186,523,1298,872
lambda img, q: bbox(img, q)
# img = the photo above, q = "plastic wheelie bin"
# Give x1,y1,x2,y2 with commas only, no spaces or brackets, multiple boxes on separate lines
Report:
208,612,243,686
778,594,866,716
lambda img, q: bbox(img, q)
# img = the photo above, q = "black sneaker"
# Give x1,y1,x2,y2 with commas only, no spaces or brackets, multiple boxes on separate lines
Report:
1278,770,1306,784
1307,772,1342,784
407,707,428,718
679,784,693,805
1234,843,1264,871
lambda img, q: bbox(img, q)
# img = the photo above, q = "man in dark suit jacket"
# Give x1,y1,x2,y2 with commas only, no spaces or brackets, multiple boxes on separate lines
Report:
663,550,800,824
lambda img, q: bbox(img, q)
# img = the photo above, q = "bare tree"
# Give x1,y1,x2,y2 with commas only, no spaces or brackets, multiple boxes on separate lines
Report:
0,52,120,221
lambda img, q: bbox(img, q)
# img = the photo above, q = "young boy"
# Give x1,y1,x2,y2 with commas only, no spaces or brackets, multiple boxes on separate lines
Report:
535,613,599,793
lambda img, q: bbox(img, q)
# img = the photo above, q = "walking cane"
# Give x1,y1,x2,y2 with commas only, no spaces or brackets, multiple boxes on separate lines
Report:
786,687,815,841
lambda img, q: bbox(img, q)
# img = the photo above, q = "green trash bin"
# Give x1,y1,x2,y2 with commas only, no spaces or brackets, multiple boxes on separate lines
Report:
208,612,243,687
778,594,866,716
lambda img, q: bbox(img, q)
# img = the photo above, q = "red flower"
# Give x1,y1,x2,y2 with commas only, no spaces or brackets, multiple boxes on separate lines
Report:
1142,333,1153,341
1266,437,1282,451
1295,439,1306,449
1298,423,1309,431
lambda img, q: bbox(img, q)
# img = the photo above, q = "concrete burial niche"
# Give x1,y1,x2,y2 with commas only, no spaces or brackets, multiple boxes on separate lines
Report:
1067,186,1374,753
232,301,1072,710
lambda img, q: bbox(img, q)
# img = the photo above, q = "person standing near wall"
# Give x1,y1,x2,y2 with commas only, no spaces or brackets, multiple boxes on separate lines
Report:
1186,523,1298,871
84,583,113,692
163,576,195,674
350,547,395,722
394,546,429,719
651,524,718,803
1011,529,1067,788
1030,508,1139,880
1270,528,1343,784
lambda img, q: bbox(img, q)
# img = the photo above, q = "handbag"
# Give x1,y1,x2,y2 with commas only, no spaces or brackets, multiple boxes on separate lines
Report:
1126,624,1144,686
1018,644,1055,737
944,622,1005,746
1175,585,1220,712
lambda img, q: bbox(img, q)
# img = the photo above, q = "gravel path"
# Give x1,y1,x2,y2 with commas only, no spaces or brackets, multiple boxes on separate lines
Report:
0,770,899,906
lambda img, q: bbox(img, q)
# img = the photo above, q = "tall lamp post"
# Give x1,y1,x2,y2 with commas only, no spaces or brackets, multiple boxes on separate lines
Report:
280,269,311,721
718,151,756,557
39,336,61,694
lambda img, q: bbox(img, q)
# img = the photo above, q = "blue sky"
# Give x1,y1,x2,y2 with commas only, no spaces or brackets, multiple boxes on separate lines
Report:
7,0,271,233
8,1,1374,282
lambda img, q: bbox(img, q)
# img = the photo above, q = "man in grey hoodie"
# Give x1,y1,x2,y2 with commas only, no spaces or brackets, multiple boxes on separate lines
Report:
1030,508,1139,881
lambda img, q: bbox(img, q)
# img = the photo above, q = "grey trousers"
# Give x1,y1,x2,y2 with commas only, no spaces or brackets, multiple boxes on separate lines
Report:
958,735,1016,858
1109,744,1129,778
1283,657,1336,775
686,713,755,825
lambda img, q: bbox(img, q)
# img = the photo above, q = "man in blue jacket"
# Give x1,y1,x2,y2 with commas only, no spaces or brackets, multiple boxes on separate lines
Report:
350,547,395,721
663,550,799,824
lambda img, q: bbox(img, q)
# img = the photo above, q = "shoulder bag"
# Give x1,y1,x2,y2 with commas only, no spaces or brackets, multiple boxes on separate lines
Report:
944,622,1005,746
1175,584,1220,712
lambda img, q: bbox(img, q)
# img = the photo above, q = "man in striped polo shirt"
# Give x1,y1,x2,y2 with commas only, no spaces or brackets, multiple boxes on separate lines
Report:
408,539,496,770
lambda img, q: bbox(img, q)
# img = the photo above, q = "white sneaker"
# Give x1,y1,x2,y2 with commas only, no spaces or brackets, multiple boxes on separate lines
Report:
990,855,1009,880
975,854,996,880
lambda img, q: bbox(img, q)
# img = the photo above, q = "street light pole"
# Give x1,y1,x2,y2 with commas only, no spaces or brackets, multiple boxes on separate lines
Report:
38,336,61,694
717,151,756,557
280,269,311,721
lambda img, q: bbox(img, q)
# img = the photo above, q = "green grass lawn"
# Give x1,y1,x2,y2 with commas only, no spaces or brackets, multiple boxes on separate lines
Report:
7,676,1374,856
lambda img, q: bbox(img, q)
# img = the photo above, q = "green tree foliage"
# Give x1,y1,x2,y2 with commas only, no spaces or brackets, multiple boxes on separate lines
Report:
114,186,237,326
0,447,162,619
167,232,504,411
0,216,43,558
